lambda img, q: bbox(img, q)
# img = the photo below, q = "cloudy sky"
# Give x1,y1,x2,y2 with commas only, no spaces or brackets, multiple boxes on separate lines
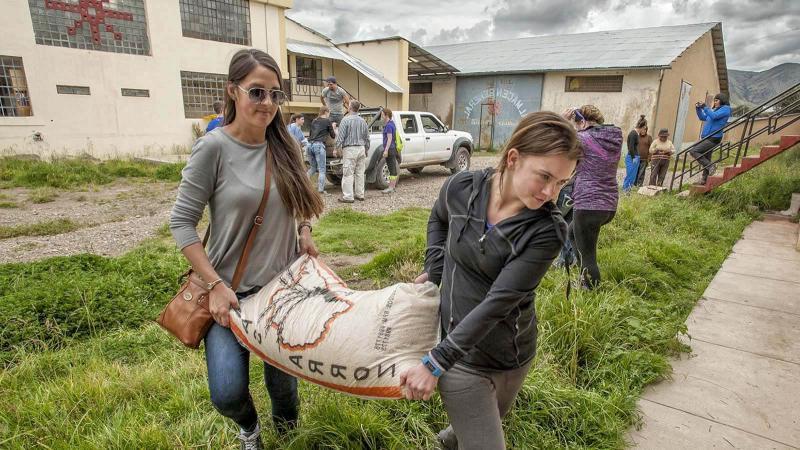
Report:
287,0,799,72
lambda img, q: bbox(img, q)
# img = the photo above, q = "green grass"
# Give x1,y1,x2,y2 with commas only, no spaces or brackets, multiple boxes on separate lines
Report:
0,156,184,189
27,187,58,204
0,218,83,239
313,208,429,255
0,193,17,208
0,152,797,448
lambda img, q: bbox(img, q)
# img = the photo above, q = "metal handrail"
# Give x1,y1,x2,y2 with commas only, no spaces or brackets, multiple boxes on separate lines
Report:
669,82,800,191
285,77,369,109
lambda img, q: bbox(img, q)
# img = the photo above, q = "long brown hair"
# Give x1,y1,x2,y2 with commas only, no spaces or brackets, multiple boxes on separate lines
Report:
495,111,582,183
223,49,323,220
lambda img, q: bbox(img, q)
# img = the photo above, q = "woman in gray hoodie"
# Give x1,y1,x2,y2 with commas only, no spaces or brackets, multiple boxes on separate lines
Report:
399,112,583,450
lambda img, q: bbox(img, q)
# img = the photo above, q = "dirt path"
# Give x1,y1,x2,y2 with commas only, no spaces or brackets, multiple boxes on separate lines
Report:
0,157,498,264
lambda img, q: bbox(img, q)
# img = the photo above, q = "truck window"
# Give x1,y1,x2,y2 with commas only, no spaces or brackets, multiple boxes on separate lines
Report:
400,114,418,134
420,115,445,133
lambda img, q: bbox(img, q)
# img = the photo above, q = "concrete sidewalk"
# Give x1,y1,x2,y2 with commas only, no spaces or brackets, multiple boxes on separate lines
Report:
628,216,800,449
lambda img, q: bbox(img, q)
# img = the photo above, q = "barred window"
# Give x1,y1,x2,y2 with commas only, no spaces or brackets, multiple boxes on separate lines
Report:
565,76,623,92
57,85,91,95
410,82,433,94
121,88,150,97
181,71,226,119
296,56,322,86
28,0,150,56
179,0,251,45
0,56,33,117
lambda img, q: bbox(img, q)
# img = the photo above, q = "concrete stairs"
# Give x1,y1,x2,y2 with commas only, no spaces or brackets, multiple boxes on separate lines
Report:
690,135,800,195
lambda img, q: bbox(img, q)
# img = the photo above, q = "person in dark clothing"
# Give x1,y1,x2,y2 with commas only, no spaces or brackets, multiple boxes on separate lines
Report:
399,111,582,450
554,177,576,267
623,115,646,191
563,105,623,289
634,125,653,187
307,106,336,194
690,93,732,184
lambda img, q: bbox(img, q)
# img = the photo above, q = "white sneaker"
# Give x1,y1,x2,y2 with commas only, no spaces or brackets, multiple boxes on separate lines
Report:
382,187,395,194
238,423,264,450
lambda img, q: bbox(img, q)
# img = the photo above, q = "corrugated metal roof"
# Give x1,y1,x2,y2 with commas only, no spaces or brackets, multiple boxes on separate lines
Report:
286,39,404,93
426,23,720,74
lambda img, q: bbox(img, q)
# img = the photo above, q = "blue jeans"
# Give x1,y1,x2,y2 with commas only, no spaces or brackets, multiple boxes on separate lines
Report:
205,289,299,433
623,154,640,192
307,141,327,192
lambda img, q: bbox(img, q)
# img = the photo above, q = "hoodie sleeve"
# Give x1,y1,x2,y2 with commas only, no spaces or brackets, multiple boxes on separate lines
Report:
423,176,455,285
695,105,707,121
704,105,731,121
430,221,564,371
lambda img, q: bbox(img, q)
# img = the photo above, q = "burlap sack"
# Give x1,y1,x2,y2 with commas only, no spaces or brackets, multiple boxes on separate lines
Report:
229,255,440,399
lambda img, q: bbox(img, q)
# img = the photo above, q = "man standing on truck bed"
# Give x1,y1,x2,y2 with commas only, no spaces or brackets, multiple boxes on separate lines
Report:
320,77,350,125
335,101,370,203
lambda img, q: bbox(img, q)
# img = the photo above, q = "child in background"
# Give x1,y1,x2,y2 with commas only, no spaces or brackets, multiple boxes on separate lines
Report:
648,128,675,186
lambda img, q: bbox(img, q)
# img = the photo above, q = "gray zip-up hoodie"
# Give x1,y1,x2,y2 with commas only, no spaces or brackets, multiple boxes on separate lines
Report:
425,168,567,372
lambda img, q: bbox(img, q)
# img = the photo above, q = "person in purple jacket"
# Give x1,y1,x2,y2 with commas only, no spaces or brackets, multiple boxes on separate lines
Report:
563,105,622,289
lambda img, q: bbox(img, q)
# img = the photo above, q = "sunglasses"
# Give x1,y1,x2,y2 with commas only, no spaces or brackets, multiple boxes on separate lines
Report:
236,85,288,105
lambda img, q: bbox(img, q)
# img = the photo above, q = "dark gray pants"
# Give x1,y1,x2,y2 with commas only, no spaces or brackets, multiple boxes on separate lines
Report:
437,361,533,450
689,137,721,181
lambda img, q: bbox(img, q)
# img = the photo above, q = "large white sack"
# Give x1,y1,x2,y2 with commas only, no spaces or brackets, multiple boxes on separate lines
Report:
229,254,440,399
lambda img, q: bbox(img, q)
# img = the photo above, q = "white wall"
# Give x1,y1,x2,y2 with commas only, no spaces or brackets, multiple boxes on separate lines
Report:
409,77,457,126
541,69,661,133
0,0,288,157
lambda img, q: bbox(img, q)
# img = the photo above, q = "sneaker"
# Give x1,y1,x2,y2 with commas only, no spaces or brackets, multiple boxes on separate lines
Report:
355,196,365,201
382,187,395,194
318,191,331,196
338,197,354,203
708,164,717,177
238,424,264,450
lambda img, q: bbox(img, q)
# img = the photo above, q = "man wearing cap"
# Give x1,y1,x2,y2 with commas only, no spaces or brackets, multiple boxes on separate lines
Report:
320,77,350,125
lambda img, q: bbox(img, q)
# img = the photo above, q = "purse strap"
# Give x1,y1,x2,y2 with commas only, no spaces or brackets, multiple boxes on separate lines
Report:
195,149,272,293
230,149,273,292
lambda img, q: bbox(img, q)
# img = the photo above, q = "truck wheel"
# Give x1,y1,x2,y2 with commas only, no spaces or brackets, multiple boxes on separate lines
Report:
326,174,342,185
372,158,390,190
408,167,423,175
450,147,471,174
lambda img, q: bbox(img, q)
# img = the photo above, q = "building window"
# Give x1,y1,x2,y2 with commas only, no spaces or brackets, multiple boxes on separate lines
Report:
295,56,322,86
179,0,251,46
410,82,433,94
565,76,623,92
121,88,150,97
56,85,91,95
181,71,226,119
0,56,33,117
28,0,150,56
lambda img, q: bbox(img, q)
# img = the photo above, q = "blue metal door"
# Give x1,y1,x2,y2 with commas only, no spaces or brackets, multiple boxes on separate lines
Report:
454,74,544,150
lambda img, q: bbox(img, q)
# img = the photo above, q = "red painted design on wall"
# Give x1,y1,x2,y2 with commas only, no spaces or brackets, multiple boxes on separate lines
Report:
45,0,133,43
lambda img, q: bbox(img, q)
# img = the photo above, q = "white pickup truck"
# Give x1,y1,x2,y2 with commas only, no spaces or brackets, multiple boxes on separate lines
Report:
323,108,474,190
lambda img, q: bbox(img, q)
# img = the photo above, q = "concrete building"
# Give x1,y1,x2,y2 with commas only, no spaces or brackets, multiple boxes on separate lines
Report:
283,19,405,122
1,0,298,156
413,23,729,150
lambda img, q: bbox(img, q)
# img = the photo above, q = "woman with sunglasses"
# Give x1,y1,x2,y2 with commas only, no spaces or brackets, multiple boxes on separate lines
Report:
170,49,323,449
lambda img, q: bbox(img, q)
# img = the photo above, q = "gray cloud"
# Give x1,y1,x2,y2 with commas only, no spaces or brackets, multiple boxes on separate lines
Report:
290,0,800,71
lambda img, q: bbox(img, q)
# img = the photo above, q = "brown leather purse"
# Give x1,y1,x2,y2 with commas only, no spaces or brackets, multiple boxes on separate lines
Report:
157,153,273,348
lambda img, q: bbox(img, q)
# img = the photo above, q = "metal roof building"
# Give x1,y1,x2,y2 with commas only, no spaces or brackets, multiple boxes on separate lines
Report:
412,23,728,150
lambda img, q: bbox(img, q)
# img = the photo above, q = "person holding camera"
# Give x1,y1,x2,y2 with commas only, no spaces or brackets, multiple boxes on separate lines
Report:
691,93,731,184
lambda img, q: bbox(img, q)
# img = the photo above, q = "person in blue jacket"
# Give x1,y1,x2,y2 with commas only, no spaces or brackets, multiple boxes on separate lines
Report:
691,93,731,183
205,100,224,133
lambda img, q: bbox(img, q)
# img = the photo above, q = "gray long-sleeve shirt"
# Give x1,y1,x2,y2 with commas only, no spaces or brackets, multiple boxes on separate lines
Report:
170,128,298,292
334,113,370,149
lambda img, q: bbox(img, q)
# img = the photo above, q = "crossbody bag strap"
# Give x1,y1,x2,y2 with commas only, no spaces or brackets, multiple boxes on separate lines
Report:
229,149,273,292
